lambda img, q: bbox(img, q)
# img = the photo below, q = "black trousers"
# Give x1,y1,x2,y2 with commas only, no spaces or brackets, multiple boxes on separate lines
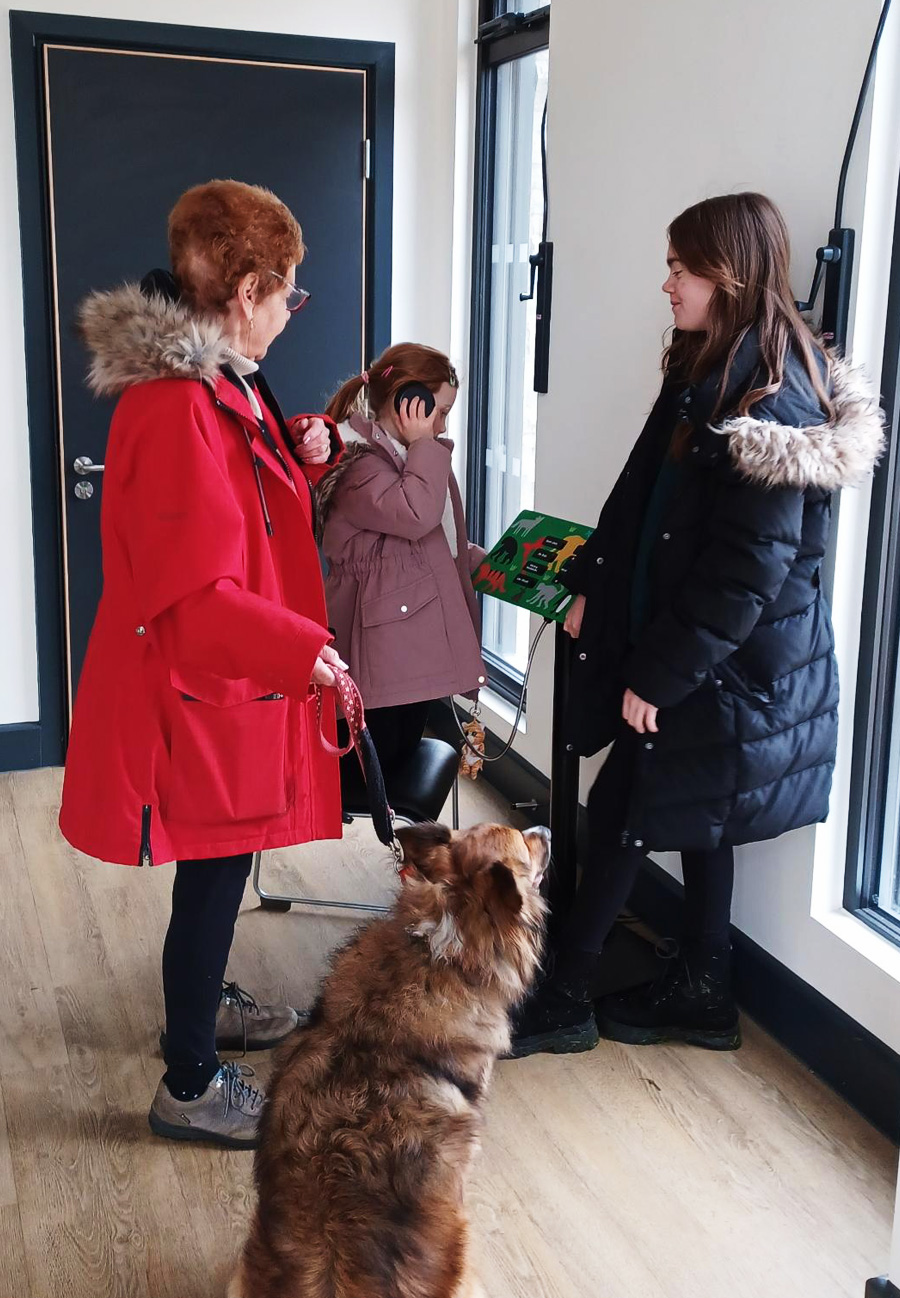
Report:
161,853,252,1096
564,733,735,955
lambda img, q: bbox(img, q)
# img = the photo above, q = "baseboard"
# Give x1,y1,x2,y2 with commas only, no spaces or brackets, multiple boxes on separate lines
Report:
867,1279,900,1297
0,722,43,772
630,860,900,1144
432,701,900,1145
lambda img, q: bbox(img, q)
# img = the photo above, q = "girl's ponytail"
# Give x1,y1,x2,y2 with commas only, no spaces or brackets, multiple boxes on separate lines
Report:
326,373,368,424
326,344,458,427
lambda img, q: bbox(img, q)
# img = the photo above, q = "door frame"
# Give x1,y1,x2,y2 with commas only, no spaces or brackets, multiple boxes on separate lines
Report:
9,9,394,769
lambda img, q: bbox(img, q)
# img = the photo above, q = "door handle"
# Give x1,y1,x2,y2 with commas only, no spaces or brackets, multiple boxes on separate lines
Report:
73,456,105,475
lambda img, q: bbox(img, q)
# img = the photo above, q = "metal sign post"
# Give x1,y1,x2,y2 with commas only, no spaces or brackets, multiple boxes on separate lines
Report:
473,509,591,933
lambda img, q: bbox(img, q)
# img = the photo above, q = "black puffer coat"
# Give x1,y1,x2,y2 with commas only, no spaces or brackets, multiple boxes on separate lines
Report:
564,336,883,851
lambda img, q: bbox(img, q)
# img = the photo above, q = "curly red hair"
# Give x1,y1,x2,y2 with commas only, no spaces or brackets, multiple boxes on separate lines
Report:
168,179,305,314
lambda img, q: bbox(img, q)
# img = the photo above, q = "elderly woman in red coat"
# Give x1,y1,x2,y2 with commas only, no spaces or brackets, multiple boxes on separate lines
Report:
60,180,344,1149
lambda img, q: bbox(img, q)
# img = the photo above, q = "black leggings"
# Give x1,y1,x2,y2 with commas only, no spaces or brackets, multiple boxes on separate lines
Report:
161,853,252,1098
564,736,734,955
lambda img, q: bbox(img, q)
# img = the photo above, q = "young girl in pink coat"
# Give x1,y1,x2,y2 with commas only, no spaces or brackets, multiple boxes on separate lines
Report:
320,343,487,768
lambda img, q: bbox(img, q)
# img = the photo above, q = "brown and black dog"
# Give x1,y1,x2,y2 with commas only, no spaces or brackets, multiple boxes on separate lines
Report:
229,821,550,1298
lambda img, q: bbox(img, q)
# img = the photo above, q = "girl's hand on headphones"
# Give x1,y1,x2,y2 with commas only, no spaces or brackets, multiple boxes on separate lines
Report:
292,416,332,464
397,396,438,444
623,688,659,735
564,594,586,639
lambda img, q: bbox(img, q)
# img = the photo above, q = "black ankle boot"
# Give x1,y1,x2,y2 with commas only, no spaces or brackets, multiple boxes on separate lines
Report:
595,940,740,1051
507,950,601,1060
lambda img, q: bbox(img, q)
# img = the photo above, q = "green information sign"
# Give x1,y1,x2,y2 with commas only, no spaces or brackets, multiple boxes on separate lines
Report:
473,510,594,624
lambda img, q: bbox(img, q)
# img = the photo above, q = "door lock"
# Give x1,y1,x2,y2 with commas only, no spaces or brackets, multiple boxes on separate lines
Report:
73,455,105,475
74,480,94,500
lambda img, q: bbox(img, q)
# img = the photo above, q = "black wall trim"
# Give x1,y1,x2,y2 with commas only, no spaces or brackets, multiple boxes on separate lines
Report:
0,723,43,773
630,859,900,1145
867,1279,900,1297
9,10,394,770
434,702,900,1144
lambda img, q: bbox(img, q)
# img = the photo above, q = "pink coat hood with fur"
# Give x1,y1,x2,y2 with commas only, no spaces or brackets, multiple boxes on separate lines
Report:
319,414,487,710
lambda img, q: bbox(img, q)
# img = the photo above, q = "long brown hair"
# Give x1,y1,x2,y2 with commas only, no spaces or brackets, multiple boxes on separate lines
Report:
664,193,833,421
326,343,459,425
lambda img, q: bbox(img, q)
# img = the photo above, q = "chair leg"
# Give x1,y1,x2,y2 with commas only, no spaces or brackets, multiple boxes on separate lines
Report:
252,850,292,912
451,778,460,830
252,820,409,915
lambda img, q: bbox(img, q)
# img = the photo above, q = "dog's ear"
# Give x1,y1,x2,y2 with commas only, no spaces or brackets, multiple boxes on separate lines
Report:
479,861,523,923
396,822,453,883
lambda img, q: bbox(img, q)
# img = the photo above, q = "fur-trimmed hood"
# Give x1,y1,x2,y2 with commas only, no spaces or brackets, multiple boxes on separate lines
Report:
686,332,884,493
78,283,230,396
718,355,885,492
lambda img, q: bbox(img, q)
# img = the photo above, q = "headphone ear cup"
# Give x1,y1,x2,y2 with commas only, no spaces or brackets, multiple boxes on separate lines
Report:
393,383,436,418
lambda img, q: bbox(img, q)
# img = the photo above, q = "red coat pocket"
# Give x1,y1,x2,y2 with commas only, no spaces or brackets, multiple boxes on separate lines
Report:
167,693,291,824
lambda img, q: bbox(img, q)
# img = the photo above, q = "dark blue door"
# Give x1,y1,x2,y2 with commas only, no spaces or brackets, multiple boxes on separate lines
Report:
44,43,369,708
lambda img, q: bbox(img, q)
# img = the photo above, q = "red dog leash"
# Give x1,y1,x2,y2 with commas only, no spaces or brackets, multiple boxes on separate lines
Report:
315,666,366,758
314,667,399,857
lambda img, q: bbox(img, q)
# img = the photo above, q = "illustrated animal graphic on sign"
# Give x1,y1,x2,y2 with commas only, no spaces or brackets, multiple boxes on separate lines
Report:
533,582,561,610
488,535,518,566
548,534,587,574
474,564,507,595
520,538,548,568
473,510,594,627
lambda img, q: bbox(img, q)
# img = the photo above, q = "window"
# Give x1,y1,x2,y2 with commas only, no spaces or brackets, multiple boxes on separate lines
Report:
846,200,900,942
469,4,550,694
498,1,550,13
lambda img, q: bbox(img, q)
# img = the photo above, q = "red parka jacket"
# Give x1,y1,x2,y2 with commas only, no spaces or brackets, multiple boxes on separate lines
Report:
60,284,343,866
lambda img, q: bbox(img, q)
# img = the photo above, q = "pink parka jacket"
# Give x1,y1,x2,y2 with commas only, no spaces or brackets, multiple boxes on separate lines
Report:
320,414,487,709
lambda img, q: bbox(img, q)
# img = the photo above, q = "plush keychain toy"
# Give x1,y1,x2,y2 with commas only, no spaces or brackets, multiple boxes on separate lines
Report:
459,708,486,781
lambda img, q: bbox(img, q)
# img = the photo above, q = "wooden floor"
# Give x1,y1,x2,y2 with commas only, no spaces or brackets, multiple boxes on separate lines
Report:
0,766,894,1297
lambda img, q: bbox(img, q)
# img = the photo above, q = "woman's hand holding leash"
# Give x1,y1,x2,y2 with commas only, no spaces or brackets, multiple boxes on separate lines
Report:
311,644,348,689
623,688,659,735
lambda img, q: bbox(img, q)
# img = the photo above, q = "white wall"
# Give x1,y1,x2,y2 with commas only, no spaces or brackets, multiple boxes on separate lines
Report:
475,0,900,1052
0,0,466,724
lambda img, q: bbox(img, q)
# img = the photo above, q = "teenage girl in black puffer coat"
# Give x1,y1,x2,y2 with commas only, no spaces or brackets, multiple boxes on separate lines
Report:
513,193,884,1059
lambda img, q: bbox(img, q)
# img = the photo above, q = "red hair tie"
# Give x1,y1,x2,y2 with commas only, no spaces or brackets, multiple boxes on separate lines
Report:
361,370,370,385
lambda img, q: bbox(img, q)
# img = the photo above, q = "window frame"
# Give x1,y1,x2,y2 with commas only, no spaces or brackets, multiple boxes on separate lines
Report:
845,170,900,943
467,2,550,702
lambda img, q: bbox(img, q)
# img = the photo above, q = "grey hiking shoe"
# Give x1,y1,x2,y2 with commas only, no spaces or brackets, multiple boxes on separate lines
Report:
216,981,299,1052
159,981,300,1056
148,1062,265,1149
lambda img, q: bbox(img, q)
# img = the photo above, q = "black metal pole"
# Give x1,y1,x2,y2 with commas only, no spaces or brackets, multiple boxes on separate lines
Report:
546,621,580,937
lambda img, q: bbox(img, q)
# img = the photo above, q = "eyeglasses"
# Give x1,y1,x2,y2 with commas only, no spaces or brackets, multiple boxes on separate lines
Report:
269,270,311,314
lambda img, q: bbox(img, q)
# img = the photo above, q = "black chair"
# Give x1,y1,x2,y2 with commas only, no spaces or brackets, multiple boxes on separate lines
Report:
253,736,460,914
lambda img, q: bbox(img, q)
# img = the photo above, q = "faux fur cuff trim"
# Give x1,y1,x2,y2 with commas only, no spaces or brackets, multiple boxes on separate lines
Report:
316,439,372,523
720,356,885,491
